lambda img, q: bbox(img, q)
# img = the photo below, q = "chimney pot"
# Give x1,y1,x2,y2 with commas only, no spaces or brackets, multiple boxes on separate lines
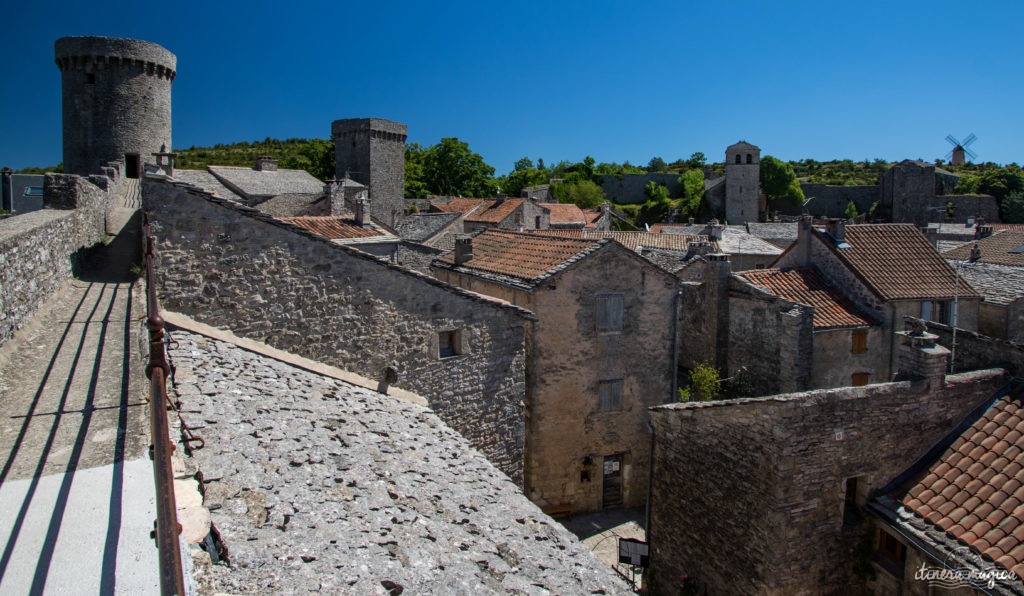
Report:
255,156,278,171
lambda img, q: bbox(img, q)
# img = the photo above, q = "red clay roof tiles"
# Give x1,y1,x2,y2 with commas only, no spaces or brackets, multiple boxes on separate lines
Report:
739,266,877,330
944,230,1024,268
435,229,600,283
540,203,587,226
822,224,981,301
894,386,1024,578
465,199,524,224
279,216,386,240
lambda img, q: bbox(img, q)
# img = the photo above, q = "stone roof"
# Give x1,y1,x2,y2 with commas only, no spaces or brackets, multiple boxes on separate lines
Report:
656,224,782,256
945,231,1024,268
434,229,604,287
704,176,725,191
950,261,1024,306
253,193,326,218
739,266,878,330
746,222,799,244
818,224,981,301
279,216,393,243
727,141,760,151
397,212,461,243
874,381,1024,587
168,330,630,595
207,165,325,199
539,203,586,226
466,199,524,224
171,169,246,202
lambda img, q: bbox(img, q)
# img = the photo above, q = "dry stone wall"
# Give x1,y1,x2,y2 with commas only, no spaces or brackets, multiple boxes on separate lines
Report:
917,317,1024,376
0,174,109,347
647,369,1008,594
143,177,531,483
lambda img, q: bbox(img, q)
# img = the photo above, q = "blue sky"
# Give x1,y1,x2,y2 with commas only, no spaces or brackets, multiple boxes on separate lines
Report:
2,0,1021,174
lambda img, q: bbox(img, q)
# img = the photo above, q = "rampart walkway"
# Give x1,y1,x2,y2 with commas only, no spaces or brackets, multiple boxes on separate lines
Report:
0,180,159,594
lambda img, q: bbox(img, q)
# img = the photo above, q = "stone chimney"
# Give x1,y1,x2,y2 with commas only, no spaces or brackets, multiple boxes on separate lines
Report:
688,217,695,225
922,224,938,248
706,219,725,241
826,218,846,243
970,243,982,262
975,223,993,239
895,320,950,390
792,215,814,267
354,196,370,227
151,144,176,177
255,156,278,171
454,236,473,266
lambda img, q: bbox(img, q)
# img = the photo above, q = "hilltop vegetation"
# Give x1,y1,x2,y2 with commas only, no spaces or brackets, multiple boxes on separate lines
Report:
174,138,335,181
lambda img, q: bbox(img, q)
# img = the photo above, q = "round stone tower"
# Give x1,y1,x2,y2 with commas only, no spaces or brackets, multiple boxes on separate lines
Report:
55,36,176,178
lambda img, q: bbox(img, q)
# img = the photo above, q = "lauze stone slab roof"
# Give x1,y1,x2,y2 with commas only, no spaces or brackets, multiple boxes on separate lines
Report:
950,262,1024,306
739,266,877,330
207,165,325,198
531,229,711,253
878,382,1024,585
827,224,981,301
945,230,1024,268
169,330,628,595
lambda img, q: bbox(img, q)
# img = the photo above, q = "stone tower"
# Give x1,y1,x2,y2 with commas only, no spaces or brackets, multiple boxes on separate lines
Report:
332,118,407,227
55,36,176,178
725,141,760,225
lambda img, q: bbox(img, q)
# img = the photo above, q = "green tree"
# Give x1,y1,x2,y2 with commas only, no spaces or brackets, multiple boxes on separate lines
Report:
686,152,706,169
844,201,858,219
647,157,668,173
644,180,670,202
678,169,705,215
551,179,605,208
513,157,534,172
1002,191,1024,223
422,137,497,197
677,362,720,402
760,155,804,206
404,143,430,198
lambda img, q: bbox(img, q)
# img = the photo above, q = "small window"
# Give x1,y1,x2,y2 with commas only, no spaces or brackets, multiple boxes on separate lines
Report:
86,73,96,84
851,329,867,354
734,154,741,164
852,372,870,386
843,476,862,525
599,379,623,411
535,216,541,229
920,301,931,320
438,330,460,358
877,529,905,564
515,213,521,224
23,187,44,196
595,293,623,333
746,153,752,164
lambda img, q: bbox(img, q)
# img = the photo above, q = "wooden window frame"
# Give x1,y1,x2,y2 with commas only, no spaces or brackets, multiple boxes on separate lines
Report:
851,329,868,354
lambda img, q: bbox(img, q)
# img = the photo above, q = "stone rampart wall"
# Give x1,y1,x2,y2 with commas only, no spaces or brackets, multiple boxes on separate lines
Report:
143,177,531,483
0,174,109,348
916,317,1024,376
597,173,682,205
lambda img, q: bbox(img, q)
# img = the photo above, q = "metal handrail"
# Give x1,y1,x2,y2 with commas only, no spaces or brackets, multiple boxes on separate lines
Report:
143,212,187,595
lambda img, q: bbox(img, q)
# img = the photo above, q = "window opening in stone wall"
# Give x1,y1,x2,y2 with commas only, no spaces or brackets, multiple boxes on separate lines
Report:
843,476,864,526
535,216,541,229
595,293,623,333
602,454,623,509
438,330,458,358
599,379,623,411
86,73,95,84
876,528,906,573
746,154,752,164
124,153,140,179
851,372,869,386
851,329,868,354
735,154,741,164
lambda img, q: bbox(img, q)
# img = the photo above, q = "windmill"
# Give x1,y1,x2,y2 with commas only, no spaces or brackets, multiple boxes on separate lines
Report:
944,133,977,166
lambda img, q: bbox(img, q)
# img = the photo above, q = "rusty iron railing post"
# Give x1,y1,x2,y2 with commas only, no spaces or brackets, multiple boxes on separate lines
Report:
143,212,187,595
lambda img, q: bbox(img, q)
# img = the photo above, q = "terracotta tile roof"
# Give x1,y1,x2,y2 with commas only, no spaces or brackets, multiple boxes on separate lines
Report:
279,216,386,240
582,208,604,228
821,224,981,301
649,223,686,234
431,197,488,217
739,266,877,330
890,383,1024,579
539,203,586,226
435,229,601,284
529,229,710,253
465,199,524,224
944,230,1024,268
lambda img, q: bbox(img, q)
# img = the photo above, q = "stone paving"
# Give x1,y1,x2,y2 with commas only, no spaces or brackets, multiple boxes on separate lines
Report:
168,330,630,595
0,202,159,593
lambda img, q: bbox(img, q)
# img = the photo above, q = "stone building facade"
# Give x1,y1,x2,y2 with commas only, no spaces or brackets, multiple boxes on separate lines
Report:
55,36,175,178
332,118,407,228
431,231,678,514
646,353,1009,594
143,176,533,483
724,141,760,225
